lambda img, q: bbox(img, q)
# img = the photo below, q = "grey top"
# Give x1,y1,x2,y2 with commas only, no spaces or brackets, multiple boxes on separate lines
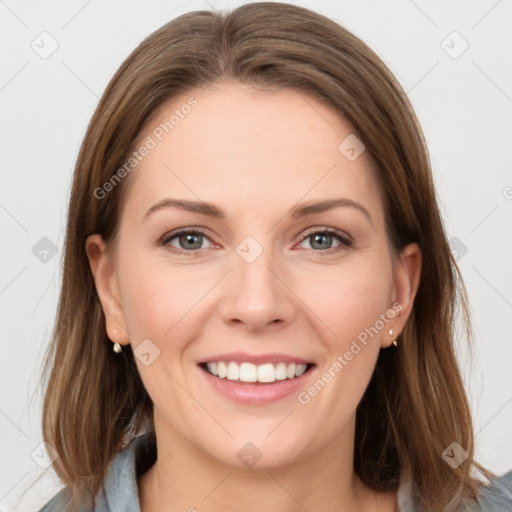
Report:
38,432,512,511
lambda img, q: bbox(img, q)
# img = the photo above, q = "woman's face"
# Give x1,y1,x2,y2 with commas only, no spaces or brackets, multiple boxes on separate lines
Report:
87,83,420,468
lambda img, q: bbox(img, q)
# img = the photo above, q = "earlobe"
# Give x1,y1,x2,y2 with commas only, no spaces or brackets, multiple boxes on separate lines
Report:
384,243,422,347
85,234,130,346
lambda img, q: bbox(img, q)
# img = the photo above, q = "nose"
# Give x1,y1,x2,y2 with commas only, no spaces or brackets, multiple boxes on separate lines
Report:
218,248,297,333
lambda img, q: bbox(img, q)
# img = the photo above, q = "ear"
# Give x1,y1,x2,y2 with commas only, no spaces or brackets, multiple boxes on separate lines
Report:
382,242,422,348
85,234,130,347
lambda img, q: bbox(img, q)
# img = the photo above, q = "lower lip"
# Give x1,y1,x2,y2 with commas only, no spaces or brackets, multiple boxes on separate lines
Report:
199,365,314,404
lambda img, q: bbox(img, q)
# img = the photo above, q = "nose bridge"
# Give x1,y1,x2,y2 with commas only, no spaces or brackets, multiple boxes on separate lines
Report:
234,236,282,304
219,234,296,330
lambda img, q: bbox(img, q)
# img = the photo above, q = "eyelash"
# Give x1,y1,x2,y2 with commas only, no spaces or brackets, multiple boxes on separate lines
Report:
158,227,353,255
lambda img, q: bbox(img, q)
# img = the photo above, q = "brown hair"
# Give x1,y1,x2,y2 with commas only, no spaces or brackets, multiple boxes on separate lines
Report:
38,2,491,510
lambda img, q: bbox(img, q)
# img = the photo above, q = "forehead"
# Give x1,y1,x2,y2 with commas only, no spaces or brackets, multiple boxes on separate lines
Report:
123,83,384,224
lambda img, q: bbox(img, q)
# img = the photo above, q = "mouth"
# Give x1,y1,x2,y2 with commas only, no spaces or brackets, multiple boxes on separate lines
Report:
197,354,316,404
199,361,316,384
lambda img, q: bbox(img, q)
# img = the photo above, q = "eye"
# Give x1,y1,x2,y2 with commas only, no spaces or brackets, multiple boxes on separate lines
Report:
158,227,352,254
297,229,352,251
160,229,214,252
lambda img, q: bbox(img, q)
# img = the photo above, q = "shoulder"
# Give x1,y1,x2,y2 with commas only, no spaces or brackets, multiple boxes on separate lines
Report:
397,468,512,512
37,487,72,511
469,469,512,511
37,432,156,512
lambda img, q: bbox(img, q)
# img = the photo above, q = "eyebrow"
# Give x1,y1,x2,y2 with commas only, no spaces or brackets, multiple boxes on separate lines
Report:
143,198,373,225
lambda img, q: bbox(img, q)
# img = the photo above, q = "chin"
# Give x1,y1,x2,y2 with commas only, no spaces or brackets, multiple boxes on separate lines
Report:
197,430,314,470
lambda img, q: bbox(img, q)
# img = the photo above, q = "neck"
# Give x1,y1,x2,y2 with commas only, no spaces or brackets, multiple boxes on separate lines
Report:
138,412,396,512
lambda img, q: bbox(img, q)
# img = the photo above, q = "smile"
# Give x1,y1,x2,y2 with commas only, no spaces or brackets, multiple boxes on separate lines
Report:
203,361,312,383
197,353,316,404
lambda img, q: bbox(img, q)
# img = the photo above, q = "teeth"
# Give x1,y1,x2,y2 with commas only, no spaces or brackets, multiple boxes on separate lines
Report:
257,363,275,383
275,362,288,380
287,363,296,379
205,361,310,383
240,362,258,382
295,364,307,377
217,361,227,378
227,361,239,380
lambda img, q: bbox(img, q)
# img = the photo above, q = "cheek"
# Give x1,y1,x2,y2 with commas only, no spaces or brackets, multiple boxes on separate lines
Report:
116,250,206,396
288,263,392,453
116,243,207,340
118,264,175,340
300,259,393,347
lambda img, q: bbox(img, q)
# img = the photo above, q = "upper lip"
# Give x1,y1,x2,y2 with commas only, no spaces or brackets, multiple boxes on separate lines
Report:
199,352,314,366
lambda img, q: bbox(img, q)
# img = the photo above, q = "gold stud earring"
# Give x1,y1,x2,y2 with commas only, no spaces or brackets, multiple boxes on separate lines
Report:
113,342,123,353
389,329,398,347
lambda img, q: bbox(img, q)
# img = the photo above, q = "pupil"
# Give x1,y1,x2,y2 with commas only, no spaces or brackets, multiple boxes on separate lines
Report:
311,233,332,250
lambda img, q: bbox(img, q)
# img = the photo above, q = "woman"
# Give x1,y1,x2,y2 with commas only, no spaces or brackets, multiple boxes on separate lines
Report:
37,3,512,511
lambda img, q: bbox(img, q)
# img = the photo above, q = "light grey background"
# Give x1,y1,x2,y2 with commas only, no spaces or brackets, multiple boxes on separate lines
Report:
1,0,511,510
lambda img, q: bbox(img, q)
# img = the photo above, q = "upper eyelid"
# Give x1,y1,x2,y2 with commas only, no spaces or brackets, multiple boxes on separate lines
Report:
299,226,352,241
161,228,216,246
